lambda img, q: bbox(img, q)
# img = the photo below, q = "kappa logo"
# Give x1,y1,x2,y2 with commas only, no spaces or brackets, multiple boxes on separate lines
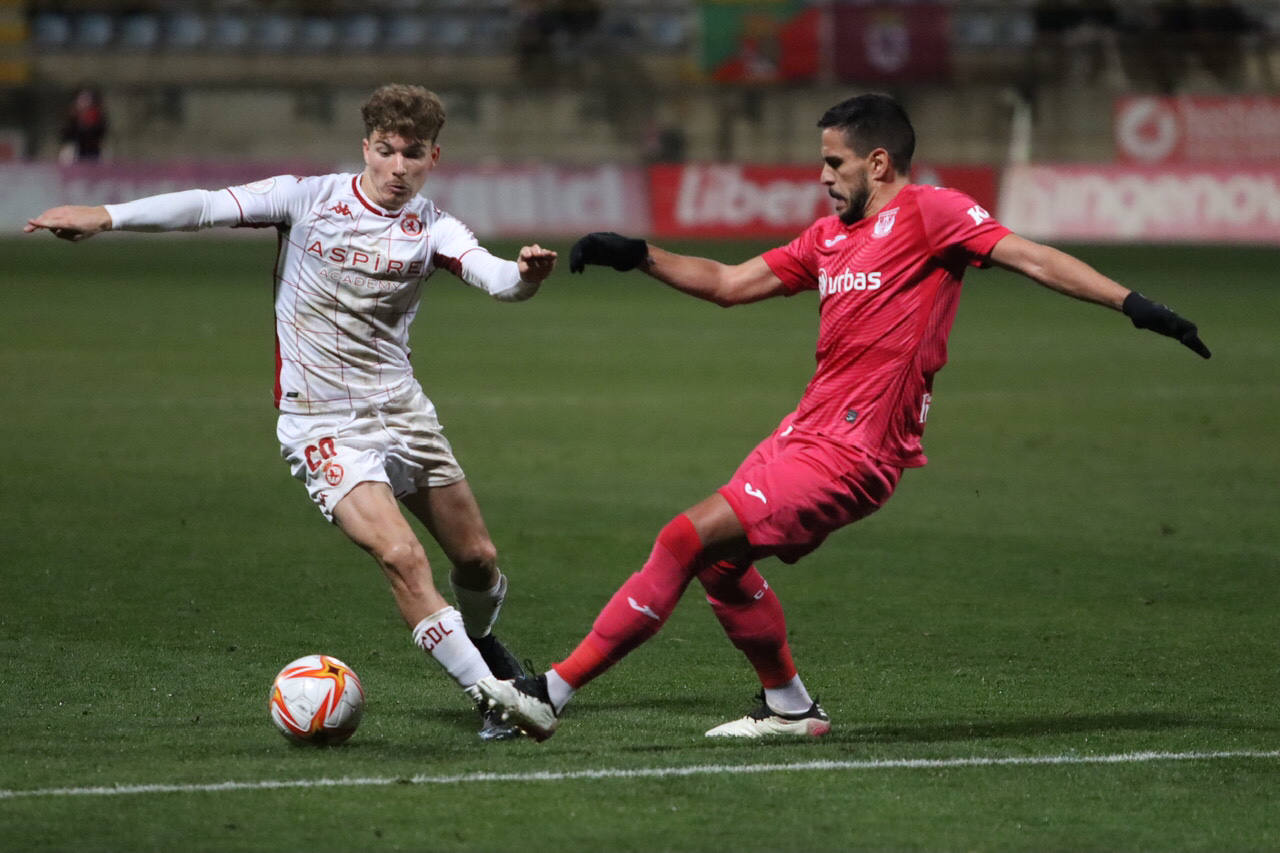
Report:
329,202,353,217
744,483,768,504
627,597,661,621
873,207,898,238
823,234,848,248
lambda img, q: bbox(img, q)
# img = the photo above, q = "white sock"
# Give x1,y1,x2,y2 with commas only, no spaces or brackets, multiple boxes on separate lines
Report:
545,669,575,715
411,606,491,690
450,572,507,639
764,675,813,716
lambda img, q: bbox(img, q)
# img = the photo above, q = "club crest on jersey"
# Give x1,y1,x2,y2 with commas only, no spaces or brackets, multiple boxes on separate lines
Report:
400,213,423,236
243,177,277,195
873,207,898,239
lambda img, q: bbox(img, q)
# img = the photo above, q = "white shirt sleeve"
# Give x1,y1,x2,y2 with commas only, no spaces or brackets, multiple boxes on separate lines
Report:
104,175,316,232
104,189,243,232
433,212,540,302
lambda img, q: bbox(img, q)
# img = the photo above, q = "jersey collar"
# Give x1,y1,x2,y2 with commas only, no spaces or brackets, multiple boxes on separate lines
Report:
351,174,403,218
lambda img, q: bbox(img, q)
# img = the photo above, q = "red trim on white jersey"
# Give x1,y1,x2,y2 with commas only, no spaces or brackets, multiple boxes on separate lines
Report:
272,228,286,408
432,251,463,276
350,174,401,218
225,187,248,225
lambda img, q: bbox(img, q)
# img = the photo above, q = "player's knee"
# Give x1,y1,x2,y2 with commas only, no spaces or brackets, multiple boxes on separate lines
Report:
450,537,498,577
699,561,765,606
654,514,704,562
376,538,428,580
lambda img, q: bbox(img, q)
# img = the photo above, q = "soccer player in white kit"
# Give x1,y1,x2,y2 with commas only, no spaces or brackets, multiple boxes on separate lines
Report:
25,84,558,741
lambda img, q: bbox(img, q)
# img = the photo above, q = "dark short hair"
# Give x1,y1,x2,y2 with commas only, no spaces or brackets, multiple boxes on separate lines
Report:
361,84,446,143
817,94,915,172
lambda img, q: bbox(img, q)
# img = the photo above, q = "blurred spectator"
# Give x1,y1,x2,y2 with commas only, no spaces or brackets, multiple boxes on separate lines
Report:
1183,0,1257,88
516,1,558,87
644,121,686,164
1032,0,1125,87
557,0,601,43
515,0,602,86
1120,0,1258,92
58,87,107,164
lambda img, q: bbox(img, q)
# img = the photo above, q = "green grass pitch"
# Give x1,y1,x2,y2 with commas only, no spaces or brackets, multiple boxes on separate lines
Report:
0,236,1277,852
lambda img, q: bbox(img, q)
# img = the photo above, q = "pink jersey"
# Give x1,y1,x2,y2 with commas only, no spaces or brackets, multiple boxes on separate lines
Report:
762,184,1010,467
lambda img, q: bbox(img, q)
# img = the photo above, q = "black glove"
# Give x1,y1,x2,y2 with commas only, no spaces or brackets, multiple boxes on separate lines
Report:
1122,292,1211,359
569,232,649,273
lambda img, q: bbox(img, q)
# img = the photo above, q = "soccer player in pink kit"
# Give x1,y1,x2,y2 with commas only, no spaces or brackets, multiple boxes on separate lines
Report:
479,93,1210,740
26,84,557,741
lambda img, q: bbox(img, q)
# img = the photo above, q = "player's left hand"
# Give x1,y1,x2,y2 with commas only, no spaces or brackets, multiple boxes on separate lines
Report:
24,205,112,242
517,244,558,284
1122,292,1211,359
569,232,649,273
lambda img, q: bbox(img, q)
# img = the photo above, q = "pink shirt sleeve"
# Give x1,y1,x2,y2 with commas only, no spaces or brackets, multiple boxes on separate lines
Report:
916,187,1010,267
762,222,822,293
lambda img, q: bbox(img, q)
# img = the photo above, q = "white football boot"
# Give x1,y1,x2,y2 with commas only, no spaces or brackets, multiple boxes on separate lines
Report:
475,673,559,742
705,694,831,738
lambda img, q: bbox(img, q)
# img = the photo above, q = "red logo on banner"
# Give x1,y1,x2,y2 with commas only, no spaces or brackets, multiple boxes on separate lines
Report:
1116,95,1280,163
834,4,950,82
1115,96,1280,164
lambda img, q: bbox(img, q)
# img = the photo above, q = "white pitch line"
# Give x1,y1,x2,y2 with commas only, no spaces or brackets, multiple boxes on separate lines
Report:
1,749,1276,801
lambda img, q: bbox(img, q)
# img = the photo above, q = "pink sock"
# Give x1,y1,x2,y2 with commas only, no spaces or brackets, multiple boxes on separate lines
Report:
553,514,704,688
699,560,797,688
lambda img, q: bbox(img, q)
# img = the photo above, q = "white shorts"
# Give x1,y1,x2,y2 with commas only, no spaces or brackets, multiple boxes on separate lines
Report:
277,386,466,522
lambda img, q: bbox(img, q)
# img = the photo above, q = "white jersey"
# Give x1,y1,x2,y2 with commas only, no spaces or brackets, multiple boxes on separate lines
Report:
106,172,534,415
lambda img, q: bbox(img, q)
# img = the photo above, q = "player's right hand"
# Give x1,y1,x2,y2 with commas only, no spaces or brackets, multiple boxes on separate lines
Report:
24,205,112,241
1122,292,1211,359
569,232,649,273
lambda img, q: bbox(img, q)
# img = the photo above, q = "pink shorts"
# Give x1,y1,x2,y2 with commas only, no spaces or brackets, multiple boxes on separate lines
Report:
718,417,902,564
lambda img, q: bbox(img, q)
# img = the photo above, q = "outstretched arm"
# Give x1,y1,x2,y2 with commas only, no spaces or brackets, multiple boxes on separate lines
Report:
989,233,1210,358
988,232,1128,308
569,232,786,306
27,188,246,241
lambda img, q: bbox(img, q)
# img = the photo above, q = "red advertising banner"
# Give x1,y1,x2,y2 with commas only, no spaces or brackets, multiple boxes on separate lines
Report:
1114,96,1280,163
832,4,950,83
648,163,999,239
649,164,826,239
998,163,1280,243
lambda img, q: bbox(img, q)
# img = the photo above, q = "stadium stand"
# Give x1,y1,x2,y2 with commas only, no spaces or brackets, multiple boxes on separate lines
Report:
12,1,1280,165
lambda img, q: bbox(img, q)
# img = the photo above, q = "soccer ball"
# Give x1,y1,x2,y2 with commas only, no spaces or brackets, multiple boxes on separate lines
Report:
268,654,365,745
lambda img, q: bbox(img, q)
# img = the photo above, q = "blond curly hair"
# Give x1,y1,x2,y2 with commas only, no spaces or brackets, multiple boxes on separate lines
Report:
360,84,446,143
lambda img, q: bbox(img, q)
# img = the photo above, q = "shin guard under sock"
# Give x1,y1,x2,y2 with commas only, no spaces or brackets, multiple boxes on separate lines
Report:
553,514,704,688
699,560,797,688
